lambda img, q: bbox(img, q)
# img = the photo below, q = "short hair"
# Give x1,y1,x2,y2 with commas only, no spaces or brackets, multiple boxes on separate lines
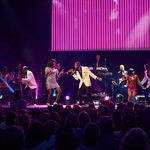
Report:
22,66,28,70
74,61,81,67
120,128,149,150
120,64,125,69
13,89,22,101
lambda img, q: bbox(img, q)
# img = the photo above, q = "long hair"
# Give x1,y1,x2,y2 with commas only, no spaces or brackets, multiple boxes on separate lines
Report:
47,59,57,68
128,68,135,76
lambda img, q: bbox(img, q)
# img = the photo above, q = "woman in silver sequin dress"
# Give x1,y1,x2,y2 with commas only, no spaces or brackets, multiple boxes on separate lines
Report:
45,59,62,105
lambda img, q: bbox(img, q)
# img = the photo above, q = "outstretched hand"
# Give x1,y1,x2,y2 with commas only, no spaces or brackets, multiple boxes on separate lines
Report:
96,77,102,81
59,69,64,75
66,69,75,75
58,69,65,78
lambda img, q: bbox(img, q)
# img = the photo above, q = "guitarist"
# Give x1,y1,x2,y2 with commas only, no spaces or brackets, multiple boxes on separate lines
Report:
141,68,150,104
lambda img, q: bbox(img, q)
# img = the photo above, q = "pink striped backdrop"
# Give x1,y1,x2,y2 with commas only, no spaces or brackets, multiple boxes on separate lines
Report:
52,0,150,51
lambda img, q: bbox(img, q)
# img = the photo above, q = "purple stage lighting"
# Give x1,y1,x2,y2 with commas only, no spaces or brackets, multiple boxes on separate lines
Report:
65,95,71,100
104,96,110,101
52,0,150,51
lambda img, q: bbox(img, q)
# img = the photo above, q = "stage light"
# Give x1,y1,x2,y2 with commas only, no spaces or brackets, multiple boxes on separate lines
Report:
64,95,71,105
104,96,110,101
94,101,100,105
116,94,124,103
0,95,3,100
65,95,71,100
0,77,14,93
135,95,146,102
53,89,57,97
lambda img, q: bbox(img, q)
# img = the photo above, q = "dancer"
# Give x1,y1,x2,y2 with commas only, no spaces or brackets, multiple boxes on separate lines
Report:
69,61,102,105
21,66,37,104
141,68,150,104
45,59,64,105
126,68,141,101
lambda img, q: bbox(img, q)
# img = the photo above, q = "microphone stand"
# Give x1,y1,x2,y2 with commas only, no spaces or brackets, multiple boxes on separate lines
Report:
104,58,107,94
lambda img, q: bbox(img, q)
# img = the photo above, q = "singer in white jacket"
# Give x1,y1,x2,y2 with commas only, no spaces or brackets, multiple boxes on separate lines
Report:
70,61,102,105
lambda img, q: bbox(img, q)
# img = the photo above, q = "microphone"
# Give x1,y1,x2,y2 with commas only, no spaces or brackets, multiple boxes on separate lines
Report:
65,69,76,75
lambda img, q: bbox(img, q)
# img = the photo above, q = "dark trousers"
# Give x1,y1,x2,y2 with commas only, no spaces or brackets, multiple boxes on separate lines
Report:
23,87,36,103
145,87,150,103
78,84,92,104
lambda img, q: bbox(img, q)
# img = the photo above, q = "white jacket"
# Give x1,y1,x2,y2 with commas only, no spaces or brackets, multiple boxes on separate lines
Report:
22,70,37,89
73,66,97,88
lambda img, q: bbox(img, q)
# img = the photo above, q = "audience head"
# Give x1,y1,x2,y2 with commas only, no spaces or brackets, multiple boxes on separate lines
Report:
5,110,17,125
78,111,90,129
1,126,25,150
65,112,79,128
17,114,31,132
26,120,45,148
82,122,100,147
44,119,59,140
13,89,22,101
98,116,114,135
72,105,81,116
120,128,149,150
55,126,77,150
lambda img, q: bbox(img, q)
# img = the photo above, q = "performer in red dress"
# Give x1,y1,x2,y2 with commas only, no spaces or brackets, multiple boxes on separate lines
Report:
126,68,141,101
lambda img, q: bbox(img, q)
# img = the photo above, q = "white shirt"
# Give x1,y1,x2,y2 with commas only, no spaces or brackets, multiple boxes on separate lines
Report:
22,70,37,89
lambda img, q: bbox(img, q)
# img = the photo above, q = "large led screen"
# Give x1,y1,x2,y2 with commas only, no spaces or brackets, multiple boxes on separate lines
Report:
52,0,150,51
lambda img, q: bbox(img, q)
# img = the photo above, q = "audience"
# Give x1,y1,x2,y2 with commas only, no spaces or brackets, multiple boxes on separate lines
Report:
0,98,150,150
78,122,100,150
120,128,150,150
55,126,78,150
10,89,26,110
1,125,25,150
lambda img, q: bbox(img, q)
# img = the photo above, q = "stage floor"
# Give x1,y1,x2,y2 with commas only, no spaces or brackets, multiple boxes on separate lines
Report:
0,100,147,110
1,102,101,109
